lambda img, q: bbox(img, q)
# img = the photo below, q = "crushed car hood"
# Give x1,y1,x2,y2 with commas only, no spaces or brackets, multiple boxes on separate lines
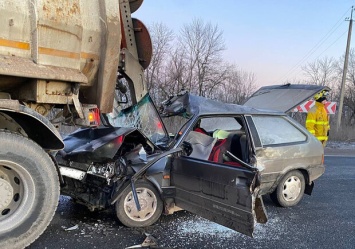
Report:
62,127,156,160
243,84,331,113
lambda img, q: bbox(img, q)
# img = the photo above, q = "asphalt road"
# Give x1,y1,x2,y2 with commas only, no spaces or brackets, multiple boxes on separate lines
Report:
28,155,355,249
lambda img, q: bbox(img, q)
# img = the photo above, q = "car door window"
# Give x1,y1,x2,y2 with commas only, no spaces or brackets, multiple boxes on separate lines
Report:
200,117,242,131
184,116,250,164
252,115,306,146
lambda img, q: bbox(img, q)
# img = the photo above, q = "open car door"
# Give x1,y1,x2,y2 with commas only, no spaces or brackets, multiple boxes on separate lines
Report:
244,84,331,112
170,156,261,237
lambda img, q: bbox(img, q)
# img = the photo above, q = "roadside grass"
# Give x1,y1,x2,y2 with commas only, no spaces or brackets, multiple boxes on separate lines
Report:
329,124,355,142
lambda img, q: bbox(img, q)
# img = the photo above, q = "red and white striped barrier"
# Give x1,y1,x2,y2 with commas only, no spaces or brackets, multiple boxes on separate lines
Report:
293,100,337,114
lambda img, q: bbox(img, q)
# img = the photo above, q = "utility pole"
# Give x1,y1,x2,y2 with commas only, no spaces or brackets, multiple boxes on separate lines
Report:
337,6,353,130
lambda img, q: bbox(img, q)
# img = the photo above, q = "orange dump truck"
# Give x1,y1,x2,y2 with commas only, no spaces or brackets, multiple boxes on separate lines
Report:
0,0,151,248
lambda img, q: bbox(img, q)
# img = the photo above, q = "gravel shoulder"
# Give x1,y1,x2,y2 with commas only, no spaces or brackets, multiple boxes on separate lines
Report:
324,141,355,156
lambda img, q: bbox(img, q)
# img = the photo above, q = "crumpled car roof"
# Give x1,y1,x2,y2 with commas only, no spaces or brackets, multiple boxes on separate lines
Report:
160,91,283,117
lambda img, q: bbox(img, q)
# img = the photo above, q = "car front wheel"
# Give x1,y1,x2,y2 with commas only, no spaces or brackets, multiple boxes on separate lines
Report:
270,170,305,207
115,180,163,227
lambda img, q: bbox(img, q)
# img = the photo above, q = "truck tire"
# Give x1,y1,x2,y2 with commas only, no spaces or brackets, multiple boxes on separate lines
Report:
0,131,59,249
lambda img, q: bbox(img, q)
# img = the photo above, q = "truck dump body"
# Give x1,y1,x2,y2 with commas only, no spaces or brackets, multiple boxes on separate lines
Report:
0,1,153,248
0,0,121,112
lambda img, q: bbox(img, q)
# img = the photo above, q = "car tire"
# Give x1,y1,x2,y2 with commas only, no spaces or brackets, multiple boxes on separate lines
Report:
270,170,305,207
0,131,59,249
115,180,163,227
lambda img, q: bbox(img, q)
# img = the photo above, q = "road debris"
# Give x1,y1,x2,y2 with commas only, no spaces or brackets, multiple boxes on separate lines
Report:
126,233,158,248
62,224,79,231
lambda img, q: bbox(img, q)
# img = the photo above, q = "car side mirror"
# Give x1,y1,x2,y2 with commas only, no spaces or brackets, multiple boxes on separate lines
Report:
181,141,193,156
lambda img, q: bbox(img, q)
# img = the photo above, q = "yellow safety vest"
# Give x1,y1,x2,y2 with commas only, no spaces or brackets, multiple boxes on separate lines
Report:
213,129,230,139
306,102,330,141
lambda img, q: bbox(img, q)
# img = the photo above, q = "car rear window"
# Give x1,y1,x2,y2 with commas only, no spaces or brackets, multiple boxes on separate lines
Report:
252,115,306,146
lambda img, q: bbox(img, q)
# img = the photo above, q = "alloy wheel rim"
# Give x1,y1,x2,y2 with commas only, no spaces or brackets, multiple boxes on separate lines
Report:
124,187,157,222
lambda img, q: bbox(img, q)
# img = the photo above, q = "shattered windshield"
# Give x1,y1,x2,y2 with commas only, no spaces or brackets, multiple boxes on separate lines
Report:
162,115,190,135
105,94,169,145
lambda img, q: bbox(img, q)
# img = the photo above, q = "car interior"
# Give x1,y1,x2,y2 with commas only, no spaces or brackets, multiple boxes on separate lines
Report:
184,116,250,167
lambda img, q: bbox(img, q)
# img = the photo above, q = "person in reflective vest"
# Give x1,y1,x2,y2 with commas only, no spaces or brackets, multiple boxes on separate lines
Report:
306,90,330,147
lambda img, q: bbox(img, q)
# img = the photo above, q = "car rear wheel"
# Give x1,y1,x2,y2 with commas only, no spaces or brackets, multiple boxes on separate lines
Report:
270,170,305,207
115,180,163,227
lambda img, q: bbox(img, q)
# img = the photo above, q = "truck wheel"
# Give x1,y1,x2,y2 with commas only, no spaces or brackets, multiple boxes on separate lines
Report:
270,170,305,207
0,131,59,248
115,180,163,227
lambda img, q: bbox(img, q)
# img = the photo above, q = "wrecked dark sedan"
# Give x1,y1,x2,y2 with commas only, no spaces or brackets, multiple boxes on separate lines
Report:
57,84,328,237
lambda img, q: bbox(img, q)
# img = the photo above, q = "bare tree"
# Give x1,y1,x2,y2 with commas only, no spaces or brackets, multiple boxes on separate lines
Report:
302,57,337,87
178,18,227,97
147,43,190,104
219,65,257,104
301,56,339,106
145,22,174,102
145,19,257,107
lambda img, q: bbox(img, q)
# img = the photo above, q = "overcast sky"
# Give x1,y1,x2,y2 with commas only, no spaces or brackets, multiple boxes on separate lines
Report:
134,0,354,87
